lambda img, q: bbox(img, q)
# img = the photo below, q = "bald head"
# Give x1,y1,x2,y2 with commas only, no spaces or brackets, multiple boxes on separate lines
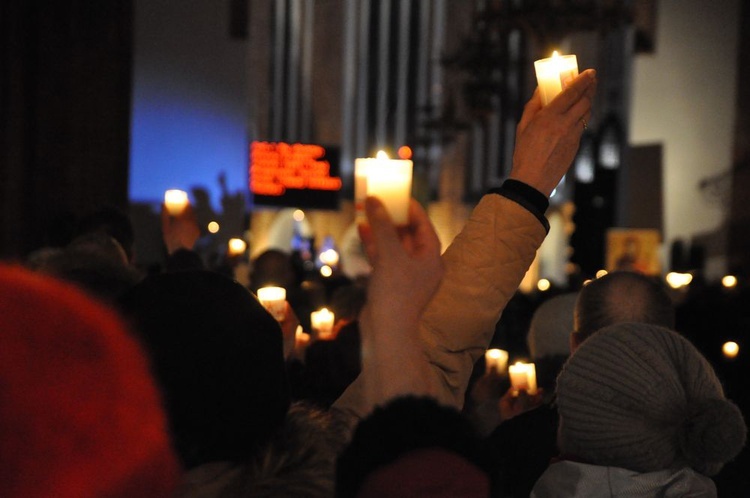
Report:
572,271,675,349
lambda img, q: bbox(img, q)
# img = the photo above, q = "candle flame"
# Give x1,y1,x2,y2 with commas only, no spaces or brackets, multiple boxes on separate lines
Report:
376,150,389,160
552,50,560,58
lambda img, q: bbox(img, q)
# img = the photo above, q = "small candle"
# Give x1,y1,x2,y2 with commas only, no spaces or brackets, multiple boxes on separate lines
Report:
164,189,189,215
534,51,579,106
227,238,248,257
356,150,413,225
257,286,287,321
508,361,538,395
295,325,311,353
485,349,509,375
311,308,335,340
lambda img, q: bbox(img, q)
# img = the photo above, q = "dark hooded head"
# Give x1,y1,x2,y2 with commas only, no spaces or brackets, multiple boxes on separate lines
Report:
118,270,290,469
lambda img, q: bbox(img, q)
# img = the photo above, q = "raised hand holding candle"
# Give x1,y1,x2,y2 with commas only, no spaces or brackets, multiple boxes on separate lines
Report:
485,348,509,375
534,51,579,106
358,150,413,225
164,189,189,215
257,286,287,321
508,361,538,395
311,308,335,340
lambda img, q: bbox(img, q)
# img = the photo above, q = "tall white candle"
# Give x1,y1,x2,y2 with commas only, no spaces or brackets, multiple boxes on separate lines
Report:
311,308,335,340
485,348,509,375
257,286,287,321
356,150,413,225
508,361,538,395
164,189,189,215
534,51,579,106
354,158,371,222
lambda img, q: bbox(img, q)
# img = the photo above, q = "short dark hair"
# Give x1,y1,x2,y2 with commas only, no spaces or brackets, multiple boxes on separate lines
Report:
573,271,675,345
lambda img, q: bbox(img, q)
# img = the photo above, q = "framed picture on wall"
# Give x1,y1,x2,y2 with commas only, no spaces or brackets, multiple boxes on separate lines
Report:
606,228,662,276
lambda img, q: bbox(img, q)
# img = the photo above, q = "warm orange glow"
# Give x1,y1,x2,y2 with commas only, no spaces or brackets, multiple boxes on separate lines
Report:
398,145,413,160
207,221,220,234
228,238,247,256
537,279,551,292
723,341,739,359
722,275,738,288
250,141,342,197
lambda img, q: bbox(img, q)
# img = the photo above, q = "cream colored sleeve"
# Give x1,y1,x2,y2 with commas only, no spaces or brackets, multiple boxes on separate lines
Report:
331,193,546,437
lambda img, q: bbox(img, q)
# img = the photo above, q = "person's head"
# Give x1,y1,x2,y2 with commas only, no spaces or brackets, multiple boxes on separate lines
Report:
118,270,290,469
528,292,577,360
33,233,143,303
75,206,136,263
337,397,489,498
0,265,178,497
250,249,299,293
556,322,746,476
217,403,340,497
526,292,578,394
572,271,674,350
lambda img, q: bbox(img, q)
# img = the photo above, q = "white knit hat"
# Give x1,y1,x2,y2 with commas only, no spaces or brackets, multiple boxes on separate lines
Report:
556,323,746,476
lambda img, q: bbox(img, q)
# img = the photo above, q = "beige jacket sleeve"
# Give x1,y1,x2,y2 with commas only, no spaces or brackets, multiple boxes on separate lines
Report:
331,193,546,435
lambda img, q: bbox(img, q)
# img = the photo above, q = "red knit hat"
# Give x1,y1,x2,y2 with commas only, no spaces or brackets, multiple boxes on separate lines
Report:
0,265,179,498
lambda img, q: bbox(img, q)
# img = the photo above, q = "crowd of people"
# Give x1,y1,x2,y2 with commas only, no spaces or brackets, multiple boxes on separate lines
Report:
2,69,747,497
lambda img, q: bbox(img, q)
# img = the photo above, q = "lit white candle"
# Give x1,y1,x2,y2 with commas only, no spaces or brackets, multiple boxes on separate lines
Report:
354,158,371,222
164,189,189,215
295,325,311,353
485,348,509,375
508,361,538,395
311,308,335,340
227,238,248,257
534,51,579,106
257,286,287,321
356,151,413,225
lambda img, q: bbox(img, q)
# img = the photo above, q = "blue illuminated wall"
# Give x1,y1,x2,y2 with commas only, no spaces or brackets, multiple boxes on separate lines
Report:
130,0,248,211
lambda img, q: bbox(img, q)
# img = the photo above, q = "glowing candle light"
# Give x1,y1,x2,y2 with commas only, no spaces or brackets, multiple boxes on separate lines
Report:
228,238,247,257
164,189,189,215
534,51,579,106
355,151,413,225
722,275,738,288
257,286,286,321
666,272,693,289
537,279,551,292
485,348,509,375
509,362,538,395
722,341,739,359
311,308,335,340
295,325,310,353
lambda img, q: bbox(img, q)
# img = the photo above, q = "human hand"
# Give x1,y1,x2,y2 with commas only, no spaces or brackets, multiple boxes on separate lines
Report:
161,203,201,254
358,196,444,323
357,196,444,405
468,372,508,436
509,69,598,196
499,386,544,422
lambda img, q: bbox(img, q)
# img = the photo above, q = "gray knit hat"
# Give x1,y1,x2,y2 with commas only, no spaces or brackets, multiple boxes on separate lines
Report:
556,323,746,476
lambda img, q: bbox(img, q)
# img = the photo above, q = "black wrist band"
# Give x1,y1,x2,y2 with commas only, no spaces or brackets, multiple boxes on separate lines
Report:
489,179,550,233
